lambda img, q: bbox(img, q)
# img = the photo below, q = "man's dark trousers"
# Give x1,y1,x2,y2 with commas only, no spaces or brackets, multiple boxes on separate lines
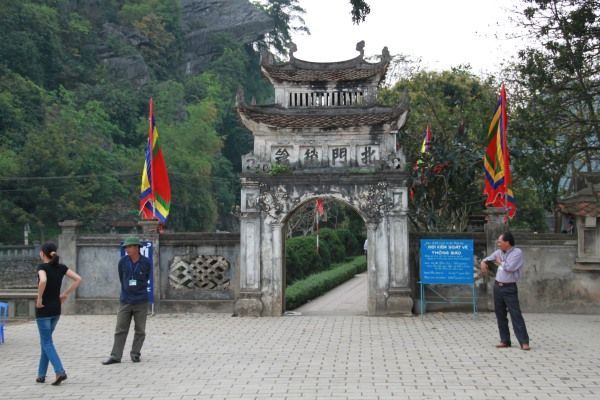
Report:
494,282,529,346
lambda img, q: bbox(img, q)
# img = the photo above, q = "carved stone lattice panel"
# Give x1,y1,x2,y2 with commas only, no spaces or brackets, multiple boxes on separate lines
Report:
169,255,231,290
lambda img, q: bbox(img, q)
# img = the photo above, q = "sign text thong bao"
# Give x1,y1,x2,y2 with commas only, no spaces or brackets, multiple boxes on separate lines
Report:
420,239,473,284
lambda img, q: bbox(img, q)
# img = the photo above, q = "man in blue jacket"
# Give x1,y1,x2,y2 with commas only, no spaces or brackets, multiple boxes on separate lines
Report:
103,236,152,364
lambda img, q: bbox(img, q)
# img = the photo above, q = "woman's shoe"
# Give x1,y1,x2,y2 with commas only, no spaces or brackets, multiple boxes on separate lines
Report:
51,374,67,386
35,377,45,383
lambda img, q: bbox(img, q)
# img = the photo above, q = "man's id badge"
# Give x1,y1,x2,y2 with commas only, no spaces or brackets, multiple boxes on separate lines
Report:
128,279,137,286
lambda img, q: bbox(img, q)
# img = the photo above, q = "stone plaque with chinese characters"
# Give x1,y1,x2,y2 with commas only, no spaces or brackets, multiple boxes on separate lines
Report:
329,146,351,167
300,146,321,167
270,146,294,164
357,145,379,166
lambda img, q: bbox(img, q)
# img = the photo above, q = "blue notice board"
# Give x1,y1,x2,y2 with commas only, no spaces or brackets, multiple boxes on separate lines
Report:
420,239,474,284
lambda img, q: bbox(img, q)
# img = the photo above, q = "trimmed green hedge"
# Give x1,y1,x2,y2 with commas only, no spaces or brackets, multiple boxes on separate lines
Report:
285,256,367,310
285,235,330,284
285,227,365,285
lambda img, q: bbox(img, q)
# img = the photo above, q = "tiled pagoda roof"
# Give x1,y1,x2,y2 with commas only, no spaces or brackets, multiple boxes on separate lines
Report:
261,61,387,83
558,185,600,217
237,104,406,129
261,42,390,84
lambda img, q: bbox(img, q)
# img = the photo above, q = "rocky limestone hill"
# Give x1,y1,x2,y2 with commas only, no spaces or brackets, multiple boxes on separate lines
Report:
99,0,272,83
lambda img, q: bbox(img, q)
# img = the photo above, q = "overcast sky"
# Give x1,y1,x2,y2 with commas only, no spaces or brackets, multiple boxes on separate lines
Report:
291,0,524,79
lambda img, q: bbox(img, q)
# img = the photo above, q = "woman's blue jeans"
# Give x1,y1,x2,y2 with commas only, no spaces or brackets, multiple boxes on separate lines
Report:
36,316,65,377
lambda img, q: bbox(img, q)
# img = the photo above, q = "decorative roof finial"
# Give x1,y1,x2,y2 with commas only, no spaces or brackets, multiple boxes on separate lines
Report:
356,40,365,58
289,41,297,60
381,46,390,62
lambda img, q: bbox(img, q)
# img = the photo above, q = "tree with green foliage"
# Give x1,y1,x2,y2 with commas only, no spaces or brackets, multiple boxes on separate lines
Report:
0,0,303,242
253,0,308,57
507,0,599,230
380,69,498,231
349,0,371,24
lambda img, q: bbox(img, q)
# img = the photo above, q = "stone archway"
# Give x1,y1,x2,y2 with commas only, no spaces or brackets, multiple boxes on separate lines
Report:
233,41,413,317
235,174,413,317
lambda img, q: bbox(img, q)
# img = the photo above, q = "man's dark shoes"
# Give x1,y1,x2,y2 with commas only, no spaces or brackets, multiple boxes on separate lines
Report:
131,354,141,363
495,342,511,348
51,374,67,386
35,376,45,383
102,357,120,365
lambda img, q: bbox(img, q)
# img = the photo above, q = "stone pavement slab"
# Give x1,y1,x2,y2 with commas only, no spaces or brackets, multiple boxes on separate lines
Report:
0,312,599,399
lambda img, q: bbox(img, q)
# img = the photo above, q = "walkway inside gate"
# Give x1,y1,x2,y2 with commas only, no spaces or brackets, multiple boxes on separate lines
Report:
291,272,367,316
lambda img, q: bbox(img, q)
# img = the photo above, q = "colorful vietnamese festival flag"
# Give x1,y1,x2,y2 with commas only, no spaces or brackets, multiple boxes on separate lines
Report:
140,98,171,222
483,84,516,219
414,124,433,170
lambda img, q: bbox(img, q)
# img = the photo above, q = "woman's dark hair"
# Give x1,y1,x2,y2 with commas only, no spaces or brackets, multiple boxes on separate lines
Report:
41,242,59,265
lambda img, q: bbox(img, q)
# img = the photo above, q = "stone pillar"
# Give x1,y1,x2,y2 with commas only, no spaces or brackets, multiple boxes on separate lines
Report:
484,207,507,255
58,220,80,314
366,222,379,315
386,189,413,315
139,220,160,309
235,212,263,317
270,222,284,316
375,219,391,315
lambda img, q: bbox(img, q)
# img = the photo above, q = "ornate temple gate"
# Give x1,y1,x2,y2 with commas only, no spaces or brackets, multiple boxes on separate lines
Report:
234,42,414,316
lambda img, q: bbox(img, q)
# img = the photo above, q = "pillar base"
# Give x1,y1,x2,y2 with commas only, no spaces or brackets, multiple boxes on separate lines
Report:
234,292,263,317
386,288,414,316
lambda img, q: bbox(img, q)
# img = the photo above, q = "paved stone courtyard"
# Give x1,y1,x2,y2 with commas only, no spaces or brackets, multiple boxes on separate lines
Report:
1,312,599,400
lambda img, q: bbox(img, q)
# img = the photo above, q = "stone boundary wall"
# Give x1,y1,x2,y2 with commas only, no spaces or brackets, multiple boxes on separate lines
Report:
516,235,599,313
71,230,240,315
0,245,40,318
3,220,599,317
0,244,39,259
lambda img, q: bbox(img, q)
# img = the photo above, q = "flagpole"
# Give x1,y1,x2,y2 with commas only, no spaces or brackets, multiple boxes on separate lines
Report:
315,198,325,252
501,83,509,216
149,98,156,219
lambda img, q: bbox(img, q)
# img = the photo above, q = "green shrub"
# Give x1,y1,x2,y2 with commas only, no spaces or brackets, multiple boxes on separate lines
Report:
285,235,330,284
285,256,367,310
318,227,345,263
336,228,360,256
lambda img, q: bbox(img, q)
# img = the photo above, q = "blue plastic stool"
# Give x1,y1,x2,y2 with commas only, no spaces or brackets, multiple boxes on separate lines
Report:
0,302,8,344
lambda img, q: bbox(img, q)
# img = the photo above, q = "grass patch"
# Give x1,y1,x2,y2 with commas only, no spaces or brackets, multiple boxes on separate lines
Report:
285,255,367,310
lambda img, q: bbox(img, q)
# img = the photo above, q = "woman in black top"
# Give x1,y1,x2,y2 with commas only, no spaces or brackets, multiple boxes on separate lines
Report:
35,242,81,385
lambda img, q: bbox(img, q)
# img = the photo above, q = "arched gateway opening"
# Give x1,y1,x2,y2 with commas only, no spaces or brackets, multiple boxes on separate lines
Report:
234,41,414,316
282,197,368,315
